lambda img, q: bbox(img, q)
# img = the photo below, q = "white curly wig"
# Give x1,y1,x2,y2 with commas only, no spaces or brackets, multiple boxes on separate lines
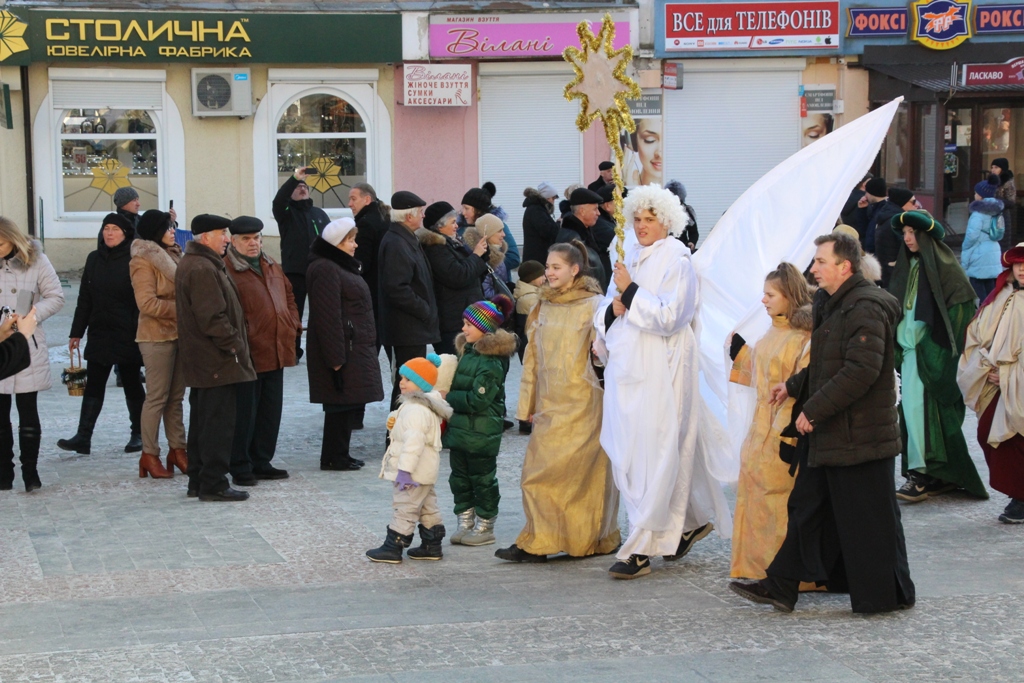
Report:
622,184,688,237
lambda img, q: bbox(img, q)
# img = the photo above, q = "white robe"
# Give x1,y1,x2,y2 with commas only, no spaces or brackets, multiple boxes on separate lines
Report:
595,237,731,560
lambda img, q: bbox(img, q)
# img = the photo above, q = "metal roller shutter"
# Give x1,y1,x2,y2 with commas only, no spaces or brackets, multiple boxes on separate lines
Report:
478,73,582,245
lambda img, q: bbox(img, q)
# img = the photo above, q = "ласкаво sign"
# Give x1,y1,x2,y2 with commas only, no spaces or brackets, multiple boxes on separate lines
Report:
911,0,972,49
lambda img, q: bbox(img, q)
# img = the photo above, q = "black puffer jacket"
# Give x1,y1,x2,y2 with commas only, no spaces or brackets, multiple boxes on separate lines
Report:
272,176,330,275
784,273,902,468
417,229,487,335
353,200,390,317
305,238,384,406
870,199,903,284
521,190,560,263
70,230,142,366
557,214,609,291
377,223,440,346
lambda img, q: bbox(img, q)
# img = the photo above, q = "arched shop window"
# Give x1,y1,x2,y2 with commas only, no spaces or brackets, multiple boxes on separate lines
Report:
275,94,367,210
59,108,159,213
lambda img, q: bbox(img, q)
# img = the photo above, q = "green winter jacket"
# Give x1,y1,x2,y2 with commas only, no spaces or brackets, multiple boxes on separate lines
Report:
443,328,517,456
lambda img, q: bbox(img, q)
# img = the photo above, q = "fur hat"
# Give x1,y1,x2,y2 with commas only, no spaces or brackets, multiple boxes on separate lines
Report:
1002,242,1024,268
975,175,1000,199
136,209,172,243
622,184,689,237
518,260,545,283
322,217,356,246
424,201,457,232
463,295,513,335
865,177,886,197
461,188,492,214
399,353,442,392
113,186,139,208
475,213,505,239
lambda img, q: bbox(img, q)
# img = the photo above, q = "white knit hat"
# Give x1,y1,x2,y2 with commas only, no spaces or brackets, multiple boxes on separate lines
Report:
536,181,559,199
321,217,356,246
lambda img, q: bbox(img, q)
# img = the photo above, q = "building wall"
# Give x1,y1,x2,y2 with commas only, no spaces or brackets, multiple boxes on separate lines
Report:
0,67,28,232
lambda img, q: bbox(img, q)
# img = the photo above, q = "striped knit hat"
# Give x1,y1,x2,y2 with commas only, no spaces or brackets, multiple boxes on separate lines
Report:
399,354,442,392
463,295,513,335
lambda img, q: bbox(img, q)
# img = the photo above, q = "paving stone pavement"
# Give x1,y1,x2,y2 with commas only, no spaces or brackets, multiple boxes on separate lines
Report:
0,280,1022,682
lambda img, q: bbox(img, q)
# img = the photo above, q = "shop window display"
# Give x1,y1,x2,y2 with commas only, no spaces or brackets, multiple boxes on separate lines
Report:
881,101,909,190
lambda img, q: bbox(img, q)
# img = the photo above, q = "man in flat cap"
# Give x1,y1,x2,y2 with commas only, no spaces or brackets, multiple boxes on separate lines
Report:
223,216,301,486
176,214,256,501
378,191,440,411
558,187,610,291
588,161,615,192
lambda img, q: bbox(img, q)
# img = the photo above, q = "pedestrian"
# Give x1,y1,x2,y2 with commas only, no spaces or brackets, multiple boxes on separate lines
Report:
272,167,330,359
665,180,699,251
961,175,1006,301
366,354,452,563
463,214,511,301
728,263,812,581
0,217,63,492
557,187,609,291
175,214,256,502
348,182,390,342
113,187,142,231
306,218,385,472
128,209,186,479
512,259,545,367
378,191,440,412
991,158,1016,244
495,241,619,563
444,296,517,547
418,201,488,356
224,216,301,485
958,242,1024,523
730,232,916,614
459,187,521,273
873,187,920,287
839,174,873,245
588,160,614,192
594,185,728,579
58,213,146,456
593,184,618,254
889,211,987,502
521,182,561,264
861,176,888,253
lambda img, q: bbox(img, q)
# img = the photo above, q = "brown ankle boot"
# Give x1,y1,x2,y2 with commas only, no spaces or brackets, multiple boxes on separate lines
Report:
139,452,173,479
166,448,188,475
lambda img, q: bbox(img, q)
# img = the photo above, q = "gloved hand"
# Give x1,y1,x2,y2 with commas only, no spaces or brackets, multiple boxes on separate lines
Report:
331,367,344,391
395,469,419,490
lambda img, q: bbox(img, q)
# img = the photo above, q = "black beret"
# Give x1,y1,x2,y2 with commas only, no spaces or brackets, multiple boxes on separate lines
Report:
865,177,886,197
229,216,264,235
890,210,945,240
191,214,232,235
391,190,426,210
887,187,914,207
569,187,604,206
598,161,615,171
101,212,135,236
424,201,456,232
136,209,172,244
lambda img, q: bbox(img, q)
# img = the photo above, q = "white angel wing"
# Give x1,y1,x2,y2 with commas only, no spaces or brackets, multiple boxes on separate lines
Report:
692,97,904,483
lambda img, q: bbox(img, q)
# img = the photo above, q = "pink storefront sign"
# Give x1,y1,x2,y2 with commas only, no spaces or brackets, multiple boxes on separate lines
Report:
429,14,631,59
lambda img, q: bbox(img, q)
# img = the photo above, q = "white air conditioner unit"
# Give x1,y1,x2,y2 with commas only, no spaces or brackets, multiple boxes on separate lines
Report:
191,68,252,117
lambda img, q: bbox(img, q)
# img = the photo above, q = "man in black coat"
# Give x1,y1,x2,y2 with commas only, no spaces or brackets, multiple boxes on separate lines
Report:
377,191,440,410
593,184,619,253
272,167,330,357
521,183,561,264
587,161,614,192
558,187,609,291
730,233,915,614
348,182,390,345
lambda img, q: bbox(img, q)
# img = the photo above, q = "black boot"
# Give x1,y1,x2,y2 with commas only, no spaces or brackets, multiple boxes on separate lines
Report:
57,396,103,455
407,524,446,561
0,422,13,490
124,396,144,453
366,527,413,564
19,425,41,492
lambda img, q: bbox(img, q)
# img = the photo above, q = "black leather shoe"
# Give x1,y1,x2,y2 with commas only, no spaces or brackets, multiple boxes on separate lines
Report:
124,433,143,453
494,544,548,563
729,581,795,613
198,487,249,502
232,475,258,487
187,488,198,498
321,460,362,471
253,467,290,480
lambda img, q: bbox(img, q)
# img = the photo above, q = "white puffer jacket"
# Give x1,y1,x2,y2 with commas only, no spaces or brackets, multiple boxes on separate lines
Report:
379,390,453,485
0,241,65,394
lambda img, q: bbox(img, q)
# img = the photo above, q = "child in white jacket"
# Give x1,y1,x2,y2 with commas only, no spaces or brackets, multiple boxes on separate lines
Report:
366,354,453,563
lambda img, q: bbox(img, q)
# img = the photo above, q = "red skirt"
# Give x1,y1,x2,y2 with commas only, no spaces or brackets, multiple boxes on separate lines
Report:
978,393,1024,500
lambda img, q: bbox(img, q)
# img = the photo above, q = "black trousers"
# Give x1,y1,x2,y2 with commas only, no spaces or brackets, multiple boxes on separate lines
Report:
83,361,145,434
385,344,425,411
434,331,459,357
766,456,916,613
0,393,39,429
287,273,306,352
187,384,237,495
230,369,284,477
321,409,364,466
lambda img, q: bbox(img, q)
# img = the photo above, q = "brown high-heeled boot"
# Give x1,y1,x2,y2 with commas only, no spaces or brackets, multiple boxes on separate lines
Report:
166,448,188,475
139,452,173,479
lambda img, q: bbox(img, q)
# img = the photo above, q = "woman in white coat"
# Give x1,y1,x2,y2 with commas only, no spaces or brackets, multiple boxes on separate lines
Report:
0,218,65,492
594,185,729,579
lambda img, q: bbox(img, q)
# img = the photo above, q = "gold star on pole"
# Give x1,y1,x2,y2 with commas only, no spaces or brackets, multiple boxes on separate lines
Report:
306,155,342,194
563,14,641,263
89,159,133,195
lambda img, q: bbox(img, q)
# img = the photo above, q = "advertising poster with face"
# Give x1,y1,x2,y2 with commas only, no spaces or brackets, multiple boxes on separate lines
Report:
620,91,663,187
802,85,835,147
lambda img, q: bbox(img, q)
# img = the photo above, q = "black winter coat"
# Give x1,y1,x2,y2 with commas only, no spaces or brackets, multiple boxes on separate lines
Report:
71,232,142,366
377,223,440,346
521,191,560,263
417,229,487,335
840,189,869,244
784,273,902,468
272,176,330,275
353,200,390,317
557,214,609,291
870,200,904,286
117,208,140,231
305,238,384,406
593,210,616,252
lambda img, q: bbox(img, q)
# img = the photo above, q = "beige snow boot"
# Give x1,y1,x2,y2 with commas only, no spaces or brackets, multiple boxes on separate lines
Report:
461,515,496,546
450,508,476,545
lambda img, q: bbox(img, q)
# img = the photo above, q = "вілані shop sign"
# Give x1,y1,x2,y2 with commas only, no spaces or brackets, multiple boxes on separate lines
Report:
6,10,400,63
429,13,632,59
403,63,472,106
664,1,840,51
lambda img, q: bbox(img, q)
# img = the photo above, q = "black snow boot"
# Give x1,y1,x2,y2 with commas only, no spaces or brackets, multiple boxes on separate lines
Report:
124,397,144,453
366,527,413,564
19,425,42,492
0,422,14,490
406,524,446,561
57,396,103,455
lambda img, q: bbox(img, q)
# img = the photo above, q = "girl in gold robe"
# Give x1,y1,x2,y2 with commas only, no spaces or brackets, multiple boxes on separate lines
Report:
495,241,620,562
729,263,812,580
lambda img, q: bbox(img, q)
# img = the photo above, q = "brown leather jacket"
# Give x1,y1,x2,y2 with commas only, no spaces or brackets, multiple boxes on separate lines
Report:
129,239,182,342
224,246,301,374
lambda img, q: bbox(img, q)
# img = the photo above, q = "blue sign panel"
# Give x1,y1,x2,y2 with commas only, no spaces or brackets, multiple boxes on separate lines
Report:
847,7,909,35
975,4,1024,33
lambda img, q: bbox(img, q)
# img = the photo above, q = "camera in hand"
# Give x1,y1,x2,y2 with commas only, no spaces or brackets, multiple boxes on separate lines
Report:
302,167,319,175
